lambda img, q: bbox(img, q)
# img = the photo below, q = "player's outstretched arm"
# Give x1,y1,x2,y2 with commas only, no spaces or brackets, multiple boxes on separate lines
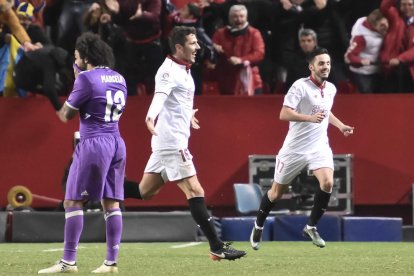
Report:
329,112,355,137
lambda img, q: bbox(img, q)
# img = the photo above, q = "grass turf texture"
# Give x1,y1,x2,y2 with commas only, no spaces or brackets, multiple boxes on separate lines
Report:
1,242,413,275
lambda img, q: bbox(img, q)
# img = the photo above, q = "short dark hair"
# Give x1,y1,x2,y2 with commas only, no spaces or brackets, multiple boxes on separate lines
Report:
169,26,197,54
306,47,329,63
75,32,115,68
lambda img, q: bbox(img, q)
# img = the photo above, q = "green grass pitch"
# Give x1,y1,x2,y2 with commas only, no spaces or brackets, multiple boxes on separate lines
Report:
1,242,413,275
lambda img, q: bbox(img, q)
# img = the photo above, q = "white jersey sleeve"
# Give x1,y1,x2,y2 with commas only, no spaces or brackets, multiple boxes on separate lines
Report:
283,81,305,109
155,66,176,96
146,92,168,121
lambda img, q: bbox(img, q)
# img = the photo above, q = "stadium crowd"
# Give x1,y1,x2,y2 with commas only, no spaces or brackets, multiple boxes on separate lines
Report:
0,0,413,110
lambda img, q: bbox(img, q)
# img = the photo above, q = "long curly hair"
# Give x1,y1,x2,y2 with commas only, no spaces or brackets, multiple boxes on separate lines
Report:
75,32,115,68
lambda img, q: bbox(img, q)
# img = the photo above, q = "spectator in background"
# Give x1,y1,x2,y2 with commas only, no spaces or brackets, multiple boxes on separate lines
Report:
0,0,41,51
13,45,71,111
268,0,327,93
83,1,126,75
106,0,164,95
16,1,51,46
301,0,349,86
55,0,94,56
211,4,265,95
284,28,319,92
0,0,42,97
380,0,414,92
198,0,277,42
42,0,63,44
84,0,112,35
0,23,10,95
15,0,47,27
345,9,388,93
198,0,278,93
197,0,228,37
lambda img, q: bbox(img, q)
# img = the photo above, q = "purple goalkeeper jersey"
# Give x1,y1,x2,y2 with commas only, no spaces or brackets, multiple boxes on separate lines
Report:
66,67,127,139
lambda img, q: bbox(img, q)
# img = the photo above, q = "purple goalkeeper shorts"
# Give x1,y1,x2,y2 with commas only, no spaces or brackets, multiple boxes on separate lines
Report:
65,135,126,201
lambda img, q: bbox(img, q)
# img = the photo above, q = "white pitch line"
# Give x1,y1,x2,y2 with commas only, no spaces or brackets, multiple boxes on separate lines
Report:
42,248,64,252
42,246,86,252
170,242,202,249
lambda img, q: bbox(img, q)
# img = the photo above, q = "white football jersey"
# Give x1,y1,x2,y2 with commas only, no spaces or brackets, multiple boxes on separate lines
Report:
151,57,195,151
279,77,337,154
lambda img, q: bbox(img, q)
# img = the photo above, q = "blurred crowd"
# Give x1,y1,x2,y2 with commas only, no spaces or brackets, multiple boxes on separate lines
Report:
0,0,413,110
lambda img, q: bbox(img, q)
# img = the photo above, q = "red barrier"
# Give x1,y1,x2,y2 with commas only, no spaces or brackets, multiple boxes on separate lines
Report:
1,94,413,209
171,0,191,8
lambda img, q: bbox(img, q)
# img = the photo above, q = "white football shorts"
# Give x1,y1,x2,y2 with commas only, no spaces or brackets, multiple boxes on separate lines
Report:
144,148,197,182
274,148,334,185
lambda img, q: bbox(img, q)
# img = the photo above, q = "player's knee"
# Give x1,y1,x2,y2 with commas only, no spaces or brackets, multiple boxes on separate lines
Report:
182,184,204,198
268,184,286,201
63,200,83,209
187,187,205,198
268,189,277,201
102,200,119,211
320,180,333,193
141,185,165,200
140,190,156,200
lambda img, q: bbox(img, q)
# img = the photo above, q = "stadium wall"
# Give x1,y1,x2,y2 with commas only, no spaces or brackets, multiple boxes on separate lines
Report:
0,95,413,214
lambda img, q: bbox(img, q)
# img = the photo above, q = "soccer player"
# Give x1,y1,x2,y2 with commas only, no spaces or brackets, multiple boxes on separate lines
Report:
250,48,354,250
38,32,127,274
129,26,246,261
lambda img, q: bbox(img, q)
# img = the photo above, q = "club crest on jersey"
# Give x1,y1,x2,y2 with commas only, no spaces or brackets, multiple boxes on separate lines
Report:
162,73,169,80
311,105,327,116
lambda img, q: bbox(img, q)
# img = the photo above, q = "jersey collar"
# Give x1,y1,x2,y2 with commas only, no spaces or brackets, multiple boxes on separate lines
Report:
309,75,326,98
168,55,192,72
309,75,326,89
